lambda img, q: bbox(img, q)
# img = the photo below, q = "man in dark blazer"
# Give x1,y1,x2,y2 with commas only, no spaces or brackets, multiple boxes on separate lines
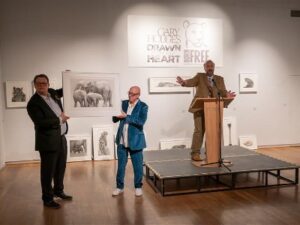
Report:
27,74,72,209
177,60,236,161
112,86,148,197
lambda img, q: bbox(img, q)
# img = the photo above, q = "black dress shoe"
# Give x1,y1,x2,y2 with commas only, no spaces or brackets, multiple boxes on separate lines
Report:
54,192,73,200
44,200,61,209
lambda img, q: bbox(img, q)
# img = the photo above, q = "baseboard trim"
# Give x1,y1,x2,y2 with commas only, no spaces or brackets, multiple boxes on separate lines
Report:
5,160,40,166
258,143,300,149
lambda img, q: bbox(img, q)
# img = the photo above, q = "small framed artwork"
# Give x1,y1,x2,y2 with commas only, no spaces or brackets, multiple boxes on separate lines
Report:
160,138,191,150
149,77,191,93
63,71,120,117
5,81,32,108
239,73,258,93
66,135,92,162
239,135,258,150
92,125,115,160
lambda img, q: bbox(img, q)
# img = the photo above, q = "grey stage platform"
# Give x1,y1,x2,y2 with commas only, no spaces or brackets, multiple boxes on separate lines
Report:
144,146,299,196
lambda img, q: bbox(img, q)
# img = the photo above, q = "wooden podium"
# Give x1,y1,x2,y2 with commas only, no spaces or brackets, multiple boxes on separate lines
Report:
190,97,234,165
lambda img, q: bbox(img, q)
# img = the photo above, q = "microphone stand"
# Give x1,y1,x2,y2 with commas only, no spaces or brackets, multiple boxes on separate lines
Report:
200,79,232,171
228,123,232,146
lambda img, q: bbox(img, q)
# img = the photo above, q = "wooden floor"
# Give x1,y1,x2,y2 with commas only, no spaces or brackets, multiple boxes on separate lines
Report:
0,147,300,225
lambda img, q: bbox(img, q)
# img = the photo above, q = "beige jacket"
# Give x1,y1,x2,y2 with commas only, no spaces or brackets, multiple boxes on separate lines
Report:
184,73,228,113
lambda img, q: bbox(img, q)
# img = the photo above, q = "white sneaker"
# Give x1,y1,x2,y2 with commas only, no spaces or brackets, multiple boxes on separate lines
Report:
112,188,124,196
135,188,143,197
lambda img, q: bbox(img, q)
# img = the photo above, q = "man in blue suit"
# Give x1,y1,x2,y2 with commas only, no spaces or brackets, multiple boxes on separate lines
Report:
112,86,148,197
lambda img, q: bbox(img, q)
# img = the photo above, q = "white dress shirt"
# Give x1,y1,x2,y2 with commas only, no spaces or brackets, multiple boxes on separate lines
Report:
120,100,139,148
40,93,67,135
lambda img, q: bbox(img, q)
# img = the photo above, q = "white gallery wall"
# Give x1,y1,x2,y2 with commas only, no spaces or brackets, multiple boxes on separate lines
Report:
0,0,299,162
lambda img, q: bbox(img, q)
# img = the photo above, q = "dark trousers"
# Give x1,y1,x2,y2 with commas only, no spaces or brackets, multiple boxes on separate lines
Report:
39,135,67,202
191,110,205,155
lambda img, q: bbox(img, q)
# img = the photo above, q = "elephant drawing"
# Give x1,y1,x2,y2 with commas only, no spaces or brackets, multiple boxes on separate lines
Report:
73,89,87,107
86,82,112,107
70,140,87,156
73,80,112,108
86,92,103,107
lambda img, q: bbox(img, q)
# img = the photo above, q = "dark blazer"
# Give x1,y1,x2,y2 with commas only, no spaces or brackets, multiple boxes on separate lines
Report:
27,88,68,152
115,100,148,150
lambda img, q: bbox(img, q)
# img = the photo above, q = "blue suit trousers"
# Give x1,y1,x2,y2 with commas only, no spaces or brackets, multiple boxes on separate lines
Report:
116,145,143,189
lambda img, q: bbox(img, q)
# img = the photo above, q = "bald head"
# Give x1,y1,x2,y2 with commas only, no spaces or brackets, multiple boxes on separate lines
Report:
130,86,140,95
128,86,141,104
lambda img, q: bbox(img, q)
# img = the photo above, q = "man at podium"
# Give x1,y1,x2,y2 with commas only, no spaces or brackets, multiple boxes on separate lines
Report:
176,60,235,161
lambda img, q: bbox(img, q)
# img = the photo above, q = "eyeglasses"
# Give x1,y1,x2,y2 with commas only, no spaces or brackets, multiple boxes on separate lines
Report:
128,92,140,96
35,82,49,86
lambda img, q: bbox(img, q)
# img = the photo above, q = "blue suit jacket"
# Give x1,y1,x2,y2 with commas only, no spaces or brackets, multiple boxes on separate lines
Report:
115,100,148,150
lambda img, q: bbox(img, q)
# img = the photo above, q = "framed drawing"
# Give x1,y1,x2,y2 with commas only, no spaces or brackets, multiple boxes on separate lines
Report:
223,116,238,146
63,71,119,117
239,135,258,150
92,125,115,160
160,138,191,150
239,73,258,93
5,81,32,108
149,77,191,93
66,135,92,162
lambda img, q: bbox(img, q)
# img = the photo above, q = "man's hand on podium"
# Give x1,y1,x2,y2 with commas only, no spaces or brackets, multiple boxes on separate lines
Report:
176,76,186,86
227,90,236,98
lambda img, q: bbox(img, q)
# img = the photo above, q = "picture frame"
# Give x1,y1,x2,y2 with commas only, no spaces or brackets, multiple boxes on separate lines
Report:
223,116,238,146
92,125,115,160
160,138,191,150
239,73,258,93
149,77,191,93
66,135,92,162
239,135,258,150
5,81,32,108
62,71,120,117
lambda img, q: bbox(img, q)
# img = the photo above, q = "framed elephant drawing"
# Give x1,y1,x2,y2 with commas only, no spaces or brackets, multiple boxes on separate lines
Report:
66,135,92,162
63,71,120,117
